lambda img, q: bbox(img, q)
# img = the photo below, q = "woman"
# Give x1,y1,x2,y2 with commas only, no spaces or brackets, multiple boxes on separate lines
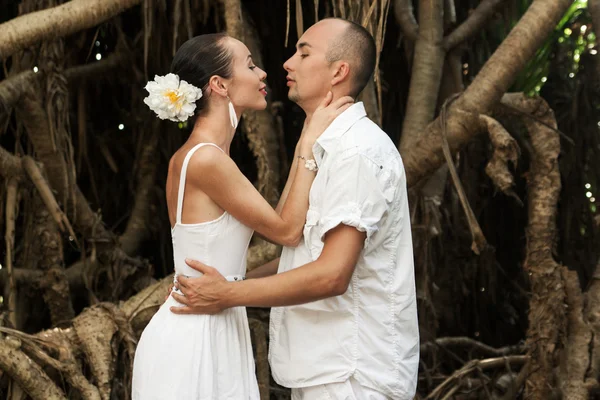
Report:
131,33,352,399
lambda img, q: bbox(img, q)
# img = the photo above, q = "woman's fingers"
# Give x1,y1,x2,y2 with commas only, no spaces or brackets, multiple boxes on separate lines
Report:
329,95,354,110
316,91,333,110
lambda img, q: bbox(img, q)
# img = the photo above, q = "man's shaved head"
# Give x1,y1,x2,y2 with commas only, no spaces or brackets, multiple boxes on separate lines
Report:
322,18,376,97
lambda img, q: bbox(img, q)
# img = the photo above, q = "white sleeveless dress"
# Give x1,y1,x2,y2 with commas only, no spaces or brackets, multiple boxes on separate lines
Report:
132,143,260,400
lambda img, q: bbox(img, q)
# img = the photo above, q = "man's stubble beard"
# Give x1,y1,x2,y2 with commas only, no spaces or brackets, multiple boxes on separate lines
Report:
288,86,301,104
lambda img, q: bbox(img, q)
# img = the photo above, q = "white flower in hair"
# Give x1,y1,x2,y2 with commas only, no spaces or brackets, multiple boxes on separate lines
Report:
143,73,203,122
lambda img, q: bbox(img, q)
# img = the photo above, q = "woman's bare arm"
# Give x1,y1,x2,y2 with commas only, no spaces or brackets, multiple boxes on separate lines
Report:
189,95,353,246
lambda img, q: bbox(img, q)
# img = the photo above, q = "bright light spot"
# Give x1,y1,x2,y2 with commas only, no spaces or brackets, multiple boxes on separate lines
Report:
569,72,575,78
586,183,591,189
592,49,598,55
462,63,468,68
0,263,2,270
95,53,102,61
581,25,588,34
95,41,100,46
574,53,581,62
33,66,39,73
541,77,547,82
535,85,541,92
559,37,565,43
564,28,572,36
586,191,593,198
591,197,596,202
480,287,486,292
118,124,125,130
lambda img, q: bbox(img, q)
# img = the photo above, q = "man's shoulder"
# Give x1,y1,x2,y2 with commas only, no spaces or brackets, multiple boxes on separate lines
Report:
338,118,401,163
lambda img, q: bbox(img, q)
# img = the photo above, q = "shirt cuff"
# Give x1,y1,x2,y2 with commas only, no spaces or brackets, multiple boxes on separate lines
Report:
318,202,379,244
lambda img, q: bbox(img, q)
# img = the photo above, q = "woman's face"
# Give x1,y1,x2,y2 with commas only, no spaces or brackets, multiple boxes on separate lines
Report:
225,38,268,111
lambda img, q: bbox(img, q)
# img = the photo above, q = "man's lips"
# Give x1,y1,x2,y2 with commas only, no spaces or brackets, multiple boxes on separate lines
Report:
286,78,295,87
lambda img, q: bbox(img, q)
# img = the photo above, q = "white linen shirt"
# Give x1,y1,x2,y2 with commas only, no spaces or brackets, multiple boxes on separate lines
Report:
269,102,419,399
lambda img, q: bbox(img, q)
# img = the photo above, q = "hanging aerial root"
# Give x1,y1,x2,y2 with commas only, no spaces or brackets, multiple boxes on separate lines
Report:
22,156,76,241
4,177,18,327
559,268,595,399
479,114,522,204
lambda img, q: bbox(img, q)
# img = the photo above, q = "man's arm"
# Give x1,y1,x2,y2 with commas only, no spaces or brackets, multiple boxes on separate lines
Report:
171,225,365,313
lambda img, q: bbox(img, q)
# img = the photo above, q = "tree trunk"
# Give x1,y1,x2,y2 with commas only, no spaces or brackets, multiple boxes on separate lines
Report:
399,0,445,153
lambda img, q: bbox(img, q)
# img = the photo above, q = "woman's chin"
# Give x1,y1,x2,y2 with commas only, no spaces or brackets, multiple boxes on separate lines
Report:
252,98,268,111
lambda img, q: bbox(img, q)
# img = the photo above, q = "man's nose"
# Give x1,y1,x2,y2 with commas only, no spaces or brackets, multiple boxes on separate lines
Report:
283,57,293,72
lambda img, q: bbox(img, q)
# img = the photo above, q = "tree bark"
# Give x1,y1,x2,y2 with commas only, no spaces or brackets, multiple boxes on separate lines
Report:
501,93,566,399
32,190,75,326
0,0,142,60
399,0,445,153
559,269,592,400
0,338,67,400
393,0,419,42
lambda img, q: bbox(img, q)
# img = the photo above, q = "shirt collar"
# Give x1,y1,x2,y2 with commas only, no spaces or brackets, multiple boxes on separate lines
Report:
312,102,367,164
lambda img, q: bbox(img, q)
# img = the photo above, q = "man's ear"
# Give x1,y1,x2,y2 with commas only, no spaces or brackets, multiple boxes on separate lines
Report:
208,75,228,97
331,61,350,87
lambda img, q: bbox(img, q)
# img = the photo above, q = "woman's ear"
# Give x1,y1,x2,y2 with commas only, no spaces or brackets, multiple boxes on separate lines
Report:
330,61,350,87
208,75,229,97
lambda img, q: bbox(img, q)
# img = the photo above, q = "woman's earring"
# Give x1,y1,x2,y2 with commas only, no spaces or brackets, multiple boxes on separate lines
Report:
228,98,238,129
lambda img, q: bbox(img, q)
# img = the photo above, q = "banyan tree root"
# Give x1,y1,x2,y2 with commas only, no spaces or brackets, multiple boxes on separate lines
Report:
33,191,75,326
501,93,568,398
0,275,173,399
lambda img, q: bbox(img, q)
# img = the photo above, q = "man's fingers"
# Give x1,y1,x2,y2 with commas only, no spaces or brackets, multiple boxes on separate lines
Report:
171,292,190,306
170,306,195,315
176,276,188,289
185,258,214,274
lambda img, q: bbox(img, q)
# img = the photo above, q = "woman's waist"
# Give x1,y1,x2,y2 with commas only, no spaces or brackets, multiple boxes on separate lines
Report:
174,266,246,282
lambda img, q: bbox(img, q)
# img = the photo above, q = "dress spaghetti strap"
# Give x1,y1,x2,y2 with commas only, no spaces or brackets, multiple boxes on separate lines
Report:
175,143,224,224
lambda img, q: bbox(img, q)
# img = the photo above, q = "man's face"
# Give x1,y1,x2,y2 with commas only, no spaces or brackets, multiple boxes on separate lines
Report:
283,20,346,114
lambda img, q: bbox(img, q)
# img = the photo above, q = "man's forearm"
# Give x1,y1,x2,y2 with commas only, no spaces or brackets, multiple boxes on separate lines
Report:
246,257,279,279
228,259,339,308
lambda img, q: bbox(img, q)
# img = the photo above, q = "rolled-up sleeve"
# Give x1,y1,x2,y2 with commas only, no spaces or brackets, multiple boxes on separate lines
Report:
318,153,389,243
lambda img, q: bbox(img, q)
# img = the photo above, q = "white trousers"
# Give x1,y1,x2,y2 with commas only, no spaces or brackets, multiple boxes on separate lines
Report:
291,376,390,400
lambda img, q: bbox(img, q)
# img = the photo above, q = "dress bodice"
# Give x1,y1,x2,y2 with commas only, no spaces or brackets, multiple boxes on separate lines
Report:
171,143,253,280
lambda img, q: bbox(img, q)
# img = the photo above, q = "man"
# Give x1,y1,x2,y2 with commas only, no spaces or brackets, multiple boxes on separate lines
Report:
172,18,419,399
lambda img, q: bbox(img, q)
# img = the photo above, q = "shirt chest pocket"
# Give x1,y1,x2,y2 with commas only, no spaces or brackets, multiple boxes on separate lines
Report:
303,208,324,261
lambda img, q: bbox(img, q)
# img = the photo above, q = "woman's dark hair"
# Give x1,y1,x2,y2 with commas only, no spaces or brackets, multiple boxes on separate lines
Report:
170,33,233,113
